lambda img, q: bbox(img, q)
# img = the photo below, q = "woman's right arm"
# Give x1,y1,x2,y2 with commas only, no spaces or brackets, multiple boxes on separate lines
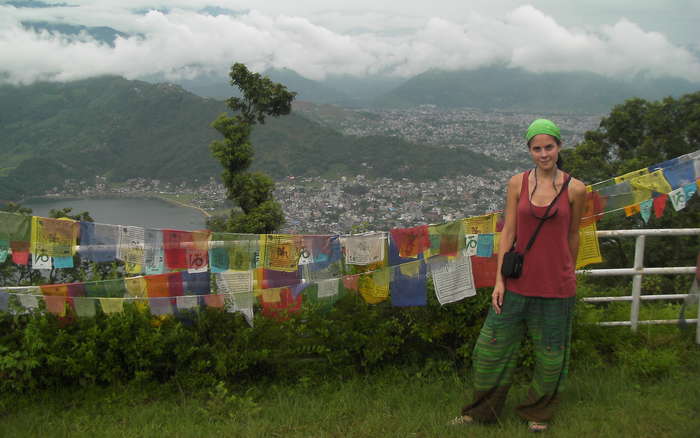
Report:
492,174,520,314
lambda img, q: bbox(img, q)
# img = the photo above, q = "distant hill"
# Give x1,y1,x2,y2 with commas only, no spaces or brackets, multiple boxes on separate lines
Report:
0,76,502,201
374,66,700,113
173,68,352,105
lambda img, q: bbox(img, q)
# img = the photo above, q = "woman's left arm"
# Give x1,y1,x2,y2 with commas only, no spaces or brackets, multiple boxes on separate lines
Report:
567,179,587,265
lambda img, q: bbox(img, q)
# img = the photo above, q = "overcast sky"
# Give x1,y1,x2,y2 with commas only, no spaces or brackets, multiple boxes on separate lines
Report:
1,0,699,84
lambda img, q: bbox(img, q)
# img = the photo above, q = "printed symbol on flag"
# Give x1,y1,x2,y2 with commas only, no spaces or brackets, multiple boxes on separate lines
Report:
465,234,478,256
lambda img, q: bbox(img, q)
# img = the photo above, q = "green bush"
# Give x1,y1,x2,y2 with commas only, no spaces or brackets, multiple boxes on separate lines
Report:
0,277,695,395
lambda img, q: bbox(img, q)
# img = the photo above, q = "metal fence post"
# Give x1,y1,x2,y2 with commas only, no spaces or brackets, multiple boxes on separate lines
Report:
630,235,646,332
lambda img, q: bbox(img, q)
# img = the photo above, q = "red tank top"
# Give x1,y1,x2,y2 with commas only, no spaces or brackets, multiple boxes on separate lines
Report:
506,170,576,298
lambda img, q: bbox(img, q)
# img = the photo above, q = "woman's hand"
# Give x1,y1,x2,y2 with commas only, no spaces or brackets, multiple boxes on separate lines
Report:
492,282,505,314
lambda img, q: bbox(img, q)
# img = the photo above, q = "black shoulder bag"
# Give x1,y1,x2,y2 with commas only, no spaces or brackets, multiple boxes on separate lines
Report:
501,175,571,279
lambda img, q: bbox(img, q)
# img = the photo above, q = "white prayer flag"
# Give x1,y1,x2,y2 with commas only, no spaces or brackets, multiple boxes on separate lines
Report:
216,270,253,293
669,187,687,211
341,233,385,265
317,278,339,298
32,253,52,270
176,295,200,310
429,250,476,305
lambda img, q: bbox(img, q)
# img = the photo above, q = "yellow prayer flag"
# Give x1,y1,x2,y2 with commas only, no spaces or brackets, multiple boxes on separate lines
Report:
262,288,281,303
399,260,421,277
358,272,389,304
259,234,301,272
463,213,497,235
99,298,124,315
125,276,147,297
629,169,673,194
576,222,603,269
624,204,641,217
30,216,79,257
614,168,648,184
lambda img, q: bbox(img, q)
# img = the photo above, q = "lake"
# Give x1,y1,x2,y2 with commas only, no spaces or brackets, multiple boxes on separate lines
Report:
24,197,208,231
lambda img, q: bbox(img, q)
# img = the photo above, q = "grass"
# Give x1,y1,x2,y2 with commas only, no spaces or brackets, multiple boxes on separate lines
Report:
1,357,699,438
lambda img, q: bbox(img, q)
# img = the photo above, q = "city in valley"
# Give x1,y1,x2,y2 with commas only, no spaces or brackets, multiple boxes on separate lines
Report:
45,107,601,234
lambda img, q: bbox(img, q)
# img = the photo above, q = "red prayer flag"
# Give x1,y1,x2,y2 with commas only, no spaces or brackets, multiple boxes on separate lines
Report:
11,251,29,265
342,274,359,291
260,287,302,320
44,295,67,316
653,194,668,218
162,229,192,269
390,225,430,258
472,255,498,289
204,294,225,308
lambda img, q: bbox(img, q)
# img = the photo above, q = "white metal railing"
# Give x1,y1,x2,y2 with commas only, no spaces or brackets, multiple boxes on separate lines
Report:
575,228,700,344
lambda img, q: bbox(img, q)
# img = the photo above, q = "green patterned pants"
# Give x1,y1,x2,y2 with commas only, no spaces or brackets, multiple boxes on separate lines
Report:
462,290,575,423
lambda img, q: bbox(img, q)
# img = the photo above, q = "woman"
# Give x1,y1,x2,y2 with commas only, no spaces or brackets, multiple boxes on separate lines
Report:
453,119,587,432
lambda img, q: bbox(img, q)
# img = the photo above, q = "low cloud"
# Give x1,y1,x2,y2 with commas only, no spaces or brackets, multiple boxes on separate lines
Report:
1,3,699,85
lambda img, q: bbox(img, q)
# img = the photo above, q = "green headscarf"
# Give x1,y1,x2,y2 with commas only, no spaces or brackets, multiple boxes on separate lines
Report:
525,119,560,143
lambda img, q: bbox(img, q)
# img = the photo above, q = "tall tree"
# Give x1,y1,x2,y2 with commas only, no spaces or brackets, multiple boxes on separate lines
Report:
210,63,296,233
562,92,699,274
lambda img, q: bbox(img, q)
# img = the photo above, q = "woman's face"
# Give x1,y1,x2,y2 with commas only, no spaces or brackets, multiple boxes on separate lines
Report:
528,134,560,171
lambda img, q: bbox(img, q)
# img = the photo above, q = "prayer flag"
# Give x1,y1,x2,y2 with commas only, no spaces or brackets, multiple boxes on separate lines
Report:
144,229,165,275
317,278,339,299
0,212,31,262
640,199,653,223
623,204,640,217
176,295,199,310
389,225,430,258
683,182,697,200
215,270,252,294
125,276,147,297
44,295,67,316
260,234,301,272
669,187,687,211
388,236,426,307
0,243,7,264
576,222,603,269
30,216,79,258
99,298,124,315
464,234,478,256
204,294,225,308
18,293,39,311
183,271,210,295
429,221,463,257
72,297,96,317
358,269,390,304
11,250,29,266
629,169,672,194
149,297,173,315
53,256,74,269
476,234,494,257
260,287,301,319
471,255,498,289
32,253,52,270
464,213,497,235
652,158,695,189
580,189,605,227
653,194,668,218
186,230,210,273
341,233,385,265
342,274,359,291
162,229,192,269
78,222,118,263
429,250,476,305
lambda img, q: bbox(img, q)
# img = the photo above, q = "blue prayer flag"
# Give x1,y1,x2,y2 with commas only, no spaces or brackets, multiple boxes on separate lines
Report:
476,234,494,257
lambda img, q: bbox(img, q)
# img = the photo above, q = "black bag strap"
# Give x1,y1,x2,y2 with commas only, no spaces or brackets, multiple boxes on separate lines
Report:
523,174,571,253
